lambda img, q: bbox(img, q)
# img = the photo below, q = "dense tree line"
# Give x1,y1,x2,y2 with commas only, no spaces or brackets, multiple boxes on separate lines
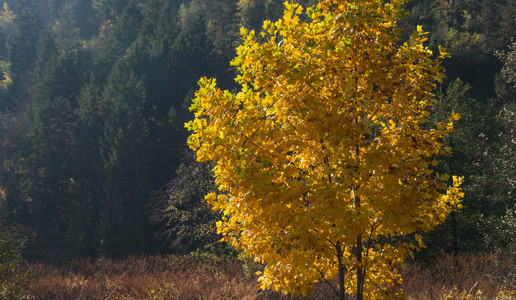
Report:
0,0,513,263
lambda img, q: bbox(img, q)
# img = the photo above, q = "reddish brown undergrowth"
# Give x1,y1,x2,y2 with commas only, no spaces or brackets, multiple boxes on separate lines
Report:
402,252,504,299
28,255,259,299
22,252,514,299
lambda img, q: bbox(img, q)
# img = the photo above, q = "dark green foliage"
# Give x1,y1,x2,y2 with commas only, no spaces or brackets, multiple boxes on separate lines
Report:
169,16,218,106
92,0,130,20
97,65,154,257
151,150,233,257
395,0,516,256
50,2,81,52
114,0,144,49
204,0,239,58
0,227,32,299
476,44,516,258
17,30,87,261
402,0,515,102
73,0,98,38
496,41,516,89
30,34,84,112
482,204,516,288
22,96,76,261
6,0,40,87
66,79,104,258
484,101,516,208
423,79,499,254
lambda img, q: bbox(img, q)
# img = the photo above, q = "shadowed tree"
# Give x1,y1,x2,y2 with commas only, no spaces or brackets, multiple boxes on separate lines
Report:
151,150,231,255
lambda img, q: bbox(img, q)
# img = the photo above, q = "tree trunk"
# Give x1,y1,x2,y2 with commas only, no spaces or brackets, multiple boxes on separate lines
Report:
336,242,346,300
356,234,364,300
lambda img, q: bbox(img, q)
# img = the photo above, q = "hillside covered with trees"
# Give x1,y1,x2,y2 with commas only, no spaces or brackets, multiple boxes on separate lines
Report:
0,0,514,283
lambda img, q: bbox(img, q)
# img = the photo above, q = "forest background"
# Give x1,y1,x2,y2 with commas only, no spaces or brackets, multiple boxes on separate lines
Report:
0,0,514,276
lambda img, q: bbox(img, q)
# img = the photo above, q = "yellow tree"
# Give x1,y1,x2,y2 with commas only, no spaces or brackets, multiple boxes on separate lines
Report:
186,0,463,299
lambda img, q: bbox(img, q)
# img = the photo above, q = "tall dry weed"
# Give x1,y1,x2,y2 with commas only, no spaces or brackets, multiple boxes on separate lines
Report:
402,251,504,299
24,252,513,299
28,255,260,299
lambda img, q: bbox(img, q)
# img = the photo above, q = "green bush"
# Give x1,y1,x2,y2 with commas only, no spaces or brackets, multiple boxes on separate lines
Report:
483,204,516,289
0,228,32,299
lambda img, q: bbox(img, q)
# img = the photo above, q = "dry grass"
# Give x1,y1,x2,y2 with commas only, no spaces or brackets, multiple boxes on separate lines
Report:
20,252,514,299
28,255,260,300
402,252,503,299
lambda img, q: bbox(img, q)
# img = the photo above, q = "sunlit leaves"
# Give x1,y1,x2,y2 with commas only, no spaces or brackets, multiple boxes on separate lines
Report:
186,0,463,298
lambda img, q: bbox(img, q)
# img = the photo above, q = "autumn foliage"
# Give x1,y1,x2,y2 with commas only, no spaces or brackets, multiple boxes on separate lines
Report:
186,0,464,298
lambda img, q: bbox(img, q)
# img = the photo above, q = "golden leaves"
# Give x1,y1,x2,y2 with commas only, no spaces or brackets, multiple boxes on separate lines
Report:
185,0,463,298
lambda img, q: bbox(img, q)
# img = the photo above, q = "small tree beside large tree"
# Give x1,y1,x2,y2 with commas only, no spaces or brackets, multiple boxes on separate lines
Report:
186,0,464,298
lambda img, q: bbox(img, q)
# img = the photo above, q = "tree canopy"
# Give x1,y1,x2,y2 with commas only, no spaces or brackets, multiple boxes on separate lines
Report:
186,0,464,298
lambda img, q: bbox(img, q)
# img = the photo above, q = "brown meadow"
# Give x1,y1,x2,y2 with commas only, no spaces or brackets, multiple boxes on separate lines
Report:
20,252,514,299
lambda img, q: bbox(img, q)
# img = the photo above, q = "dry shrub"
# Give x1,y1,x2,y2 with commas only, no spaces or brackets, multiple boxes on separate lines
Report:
261,251,509,300
402,251,501,299
28,255,259,300
25,252,514,299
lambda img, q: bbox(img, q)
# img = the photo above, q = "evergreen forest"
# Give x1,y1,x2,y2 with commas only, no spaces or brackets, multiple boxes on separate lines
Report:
0,0,515,269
